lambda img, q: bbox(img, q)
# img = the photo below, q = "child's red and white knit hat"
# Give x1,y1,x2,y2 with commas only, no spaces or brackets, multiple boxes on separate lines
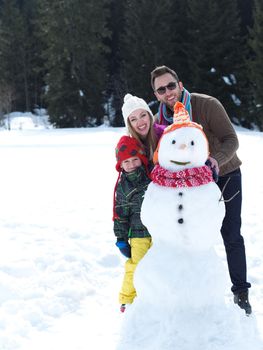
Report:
115,135,148,172
121,93,154,127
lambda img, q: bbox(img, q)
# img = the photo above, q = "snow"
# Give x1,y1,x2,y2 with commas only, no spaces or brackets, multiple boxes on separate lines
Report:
0,125,263,349
3,111,50,130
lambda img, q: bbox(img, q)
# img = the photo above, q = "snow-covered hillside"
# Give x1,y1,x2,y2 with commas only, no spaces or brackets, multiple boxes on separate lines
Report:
1,110,50,130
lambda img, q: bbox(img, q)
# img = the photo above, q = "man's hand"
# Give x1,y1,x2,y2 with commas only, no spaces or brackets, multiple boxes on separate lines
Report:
205,156,219,182
207,156,219,173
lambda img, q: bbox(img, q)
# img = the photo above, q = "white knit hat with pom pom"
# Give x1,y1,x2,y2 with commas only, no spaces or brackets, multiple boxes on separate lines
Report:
121,93,154,126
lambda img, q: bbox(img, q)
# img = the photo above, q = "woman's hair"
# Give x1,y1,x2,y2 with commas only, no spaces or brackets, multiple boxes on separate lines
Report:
127,113,158,160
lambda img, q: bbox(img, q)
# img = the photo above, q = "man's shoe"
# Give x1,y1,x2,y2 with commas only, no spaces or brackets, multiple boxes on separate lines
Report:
234,290,252,316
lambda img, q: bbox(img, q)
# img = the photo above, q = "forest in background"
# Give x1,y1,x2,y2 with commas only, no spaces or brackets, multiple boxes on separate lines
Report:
0,0,262,130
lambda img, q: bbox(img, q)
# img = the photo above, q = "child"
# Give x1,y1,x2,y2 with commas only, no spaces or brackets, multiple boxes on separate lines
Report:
113,135,152,312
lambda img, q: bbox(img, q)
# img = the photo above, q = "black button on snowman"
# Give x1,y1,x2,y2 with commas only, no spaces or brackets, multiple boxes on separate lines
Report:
178,192,184,223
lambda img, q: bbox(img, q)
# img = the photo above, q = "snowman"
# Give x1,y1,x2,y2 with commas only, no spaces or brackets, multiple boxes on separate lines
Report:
134,101,226,308
117,102,244,350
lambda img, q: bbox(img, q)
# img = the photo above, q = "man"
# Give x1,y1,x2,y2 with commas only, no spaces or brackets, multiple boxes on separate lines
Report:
150,65,251,315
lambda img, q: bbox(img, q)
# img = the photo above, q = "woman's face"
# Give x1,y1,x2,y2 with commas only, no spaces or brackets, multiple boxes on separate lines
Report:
128,109,151,138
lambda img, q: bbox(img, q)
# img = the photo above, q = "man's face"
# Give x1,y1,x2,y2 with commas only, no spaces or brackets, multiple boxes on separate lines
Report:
153,73,184,110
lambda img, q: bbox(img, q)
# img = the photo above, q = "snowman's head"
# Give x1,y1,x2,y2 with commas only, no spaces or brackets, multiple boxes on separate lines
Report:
154,102,209,171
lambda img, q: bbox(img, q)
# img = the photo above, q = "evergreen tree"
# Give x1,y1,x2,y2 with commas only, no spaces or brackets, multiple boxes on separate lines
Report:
247,0,263,130
0,0,28,110
0,0,45,112
237,0,253,35
107,0,197,126
21,0,46,112
105,0,126,126
184,0,246,124
119,0,175,107
168,0,192,84
37,0,111,128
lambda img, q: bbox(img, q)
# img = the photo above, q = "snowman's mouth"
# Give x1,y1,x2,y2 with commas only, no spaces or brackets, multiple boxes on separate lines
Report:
170,160,191,166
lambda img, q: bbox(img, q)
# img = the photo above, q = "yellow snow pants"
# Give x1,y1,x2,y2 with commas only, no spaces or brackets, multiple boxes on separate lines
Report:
119,237,152,304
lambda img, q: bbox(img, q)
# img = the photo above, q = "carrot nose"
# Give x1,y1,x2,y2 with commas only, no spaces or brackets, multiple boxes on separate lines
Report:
179,143,187,150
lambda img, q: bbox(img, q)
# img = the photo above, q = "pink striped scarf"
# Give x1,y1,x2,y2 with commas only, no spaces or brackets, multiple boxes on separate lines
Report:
151,164,214,188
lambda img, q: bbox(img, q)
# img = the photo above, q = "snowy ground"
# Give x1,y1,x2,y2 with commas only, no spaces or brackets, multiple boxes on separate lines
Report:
0,125,262,349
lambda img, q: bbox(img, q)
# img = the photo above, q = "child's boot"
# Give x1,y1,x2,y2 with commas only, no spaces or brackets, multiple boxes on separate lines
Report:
120,304,126,313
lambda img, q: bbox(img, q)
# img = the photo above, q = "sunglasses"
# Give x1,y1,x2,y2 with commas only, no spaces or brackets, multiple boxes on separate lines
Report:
155,81,177,95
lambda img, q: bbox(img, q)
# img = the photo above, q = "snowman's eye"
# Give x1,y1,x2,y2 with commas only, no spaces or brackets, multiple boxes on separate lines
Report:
191,141,195,146
172,140,176,144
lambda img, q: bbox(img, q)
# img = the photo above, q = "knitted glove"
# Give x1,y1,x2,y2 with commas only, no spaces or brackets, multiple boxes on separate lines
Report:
116,239,131,258
205,159,219,183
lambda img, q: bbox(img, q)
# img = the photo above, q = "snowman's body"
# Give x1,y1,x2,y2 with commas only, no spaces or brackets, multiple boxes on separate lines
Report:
141,181,223,251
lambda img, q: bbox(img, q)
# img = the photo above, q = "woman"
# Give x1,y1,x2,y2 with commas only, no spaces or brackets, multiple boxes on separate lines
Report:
121,93,164,163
